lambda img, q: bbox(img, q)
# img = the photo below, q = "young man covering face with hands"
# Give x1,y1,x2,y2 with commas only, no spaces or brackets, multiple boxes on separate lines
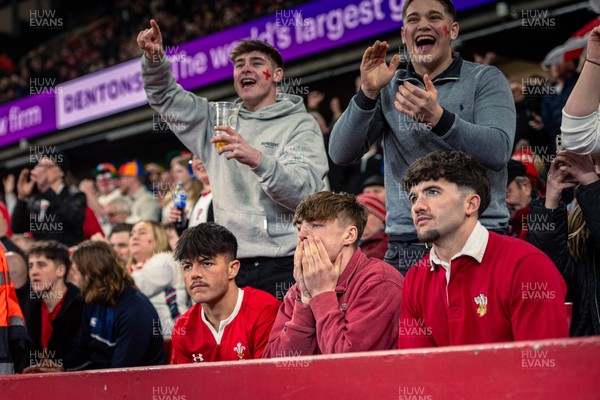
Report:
263,192,403,357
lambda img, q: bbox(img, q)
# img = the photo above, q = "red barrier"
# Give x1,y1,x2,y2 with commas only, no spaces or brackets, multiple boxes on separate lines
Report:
2,337,599,399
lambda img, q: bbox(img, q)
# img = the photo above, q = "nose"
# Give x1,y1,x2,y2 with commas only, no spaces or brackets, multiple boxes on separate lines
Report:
190,265,202,280
412,193,428,214
297,224,311,242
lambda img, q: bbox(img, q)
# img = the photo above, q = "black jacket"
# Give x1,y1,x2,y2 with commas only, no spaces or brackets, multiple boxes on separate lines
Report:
24,282,84,364
527,180,600,336
11,186,86,247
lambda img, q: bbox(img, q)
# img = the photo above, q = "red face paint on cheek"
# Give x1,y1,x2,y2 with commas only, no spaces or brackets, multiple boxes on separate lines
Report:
262,70,271,81
443,26,449,36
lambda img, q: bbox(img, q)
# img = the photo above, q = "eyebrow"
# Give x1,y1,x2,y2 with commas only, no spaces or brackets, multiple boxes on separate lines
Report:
235,56,267,63
406,10,444,18
410,184,443,195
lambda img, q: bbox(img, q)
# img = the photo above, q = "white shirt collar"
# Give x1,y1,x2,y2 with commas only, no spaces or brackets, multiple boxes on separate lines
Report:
429,221,489,274
201,288,244,345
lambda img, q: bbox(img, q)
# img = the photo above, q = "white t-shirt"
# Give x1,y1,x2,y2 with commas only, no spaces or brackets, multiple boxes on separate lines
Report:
188,191,213,228
562,106,600,154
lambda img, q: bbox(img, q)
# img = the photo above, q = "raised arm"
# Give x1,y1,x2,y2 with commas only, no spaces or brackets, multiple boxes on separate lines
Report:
564,27,600,116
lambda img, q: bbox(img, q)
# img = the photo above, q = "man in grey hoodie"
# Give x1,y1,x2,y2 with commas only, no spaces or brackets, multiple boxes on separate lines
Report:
138,20,328,299
329,0,516,275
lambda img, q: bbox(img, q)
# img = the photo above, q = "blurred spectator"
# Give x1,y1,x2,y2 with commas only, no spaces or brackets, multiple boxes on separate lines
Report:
171,223,280,363
168,155,213,230
2,174,16,215
118,161,160,223
361,175,386,205
5,251,29,312
562,26,600,154
11,152,87,247
263,192,403,356
188,156,213,227
104,197,131,229
79,163,123,235
399,151,568,348
22,241,84,372
356,194,388,260
528,152,600,336
144,162,165,193
141,27,327,299
108,223,133,264
507,76,542,151
10,233,34,254
537,60,579,152
161,155,202,223
0,245,30,375
506,159,537,240
473,51,497,65
55,241,165,370
126,221,188,338
0,202,12,238
83,207,105,241
163,223,179,253
0,208,21,255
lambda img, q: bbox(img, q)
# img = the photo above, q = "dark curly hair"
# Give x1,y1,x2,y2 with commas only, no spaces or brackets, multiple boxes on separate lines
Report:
402,151,491,216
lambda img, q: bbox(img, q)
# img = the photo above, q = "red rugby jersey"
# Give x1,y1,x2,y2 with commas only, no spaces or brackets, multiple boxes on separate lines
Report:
171,287,281,363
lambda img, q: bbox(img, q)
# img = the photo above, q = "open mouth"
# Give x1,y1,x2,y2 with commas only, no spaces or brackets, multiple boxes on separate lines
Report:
415,35,436,53
241,78,256,89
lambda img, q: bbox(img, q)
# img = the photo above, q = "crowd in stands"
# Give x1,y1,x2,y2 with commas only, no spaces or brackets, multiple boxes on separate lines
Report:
0,0,599,380
0,0,308,103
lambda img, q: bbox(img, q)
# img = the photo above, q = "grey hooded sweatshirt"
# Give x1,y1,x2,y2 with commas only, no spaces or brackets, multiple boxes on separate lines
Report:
142,57,328,258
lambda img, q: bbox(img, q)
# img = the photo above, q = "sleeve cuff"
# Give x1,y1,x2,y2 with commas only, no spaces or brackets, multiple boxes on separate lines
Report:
354,89,379,110
251,154,273,179
431,108,455,136
289,301,316,329
141,54,168,69
308,291,339,319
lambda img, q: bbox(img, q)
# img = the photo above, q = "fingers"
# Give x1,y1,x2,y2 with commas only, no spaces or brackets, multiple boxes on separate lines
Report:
333,252,343,276
168,207,181,223
17,169,30,187
314,237,330,266
423,74,437,93
293,242,305,286
150,19,162,39
136,29,146,48
389,54,401,73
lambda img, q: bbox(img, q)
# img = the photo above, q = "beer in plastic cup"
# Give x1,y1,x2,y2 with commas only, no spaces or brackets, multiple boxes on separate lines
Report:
210,101,240,149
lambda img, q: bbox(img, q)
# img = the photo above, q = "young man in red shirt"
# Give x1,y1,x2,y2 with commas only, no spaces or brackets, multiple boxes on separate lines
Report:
263,192,403,357
23,240,84,369
399,151,569,348
171,223,280,363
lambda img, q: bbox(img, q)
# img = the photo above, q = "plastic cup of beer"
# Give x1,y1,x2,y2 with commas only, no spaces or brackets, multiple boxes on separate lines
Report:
210,101,240,149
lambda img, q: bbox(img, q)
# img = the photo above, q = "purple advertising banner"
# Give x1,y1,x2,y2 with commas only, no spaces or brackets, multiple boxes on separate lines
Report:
3,0,495,145
0,94,56,148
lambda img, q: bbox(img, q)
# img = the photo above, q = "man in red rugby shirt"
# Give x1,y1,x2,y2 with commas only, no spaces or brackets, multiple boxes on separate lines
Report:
171,223,280,363
399,151,568,348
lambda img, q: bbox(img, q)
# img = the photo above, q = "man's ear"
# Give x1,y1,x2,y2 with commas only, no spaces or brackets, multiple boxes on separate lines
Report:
522,178,532,197
343,226,358,246
56,263,67,279
450,21,460,41
273,67,283,83
401,27,406,45
465,193,481,217
228,260,240,280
